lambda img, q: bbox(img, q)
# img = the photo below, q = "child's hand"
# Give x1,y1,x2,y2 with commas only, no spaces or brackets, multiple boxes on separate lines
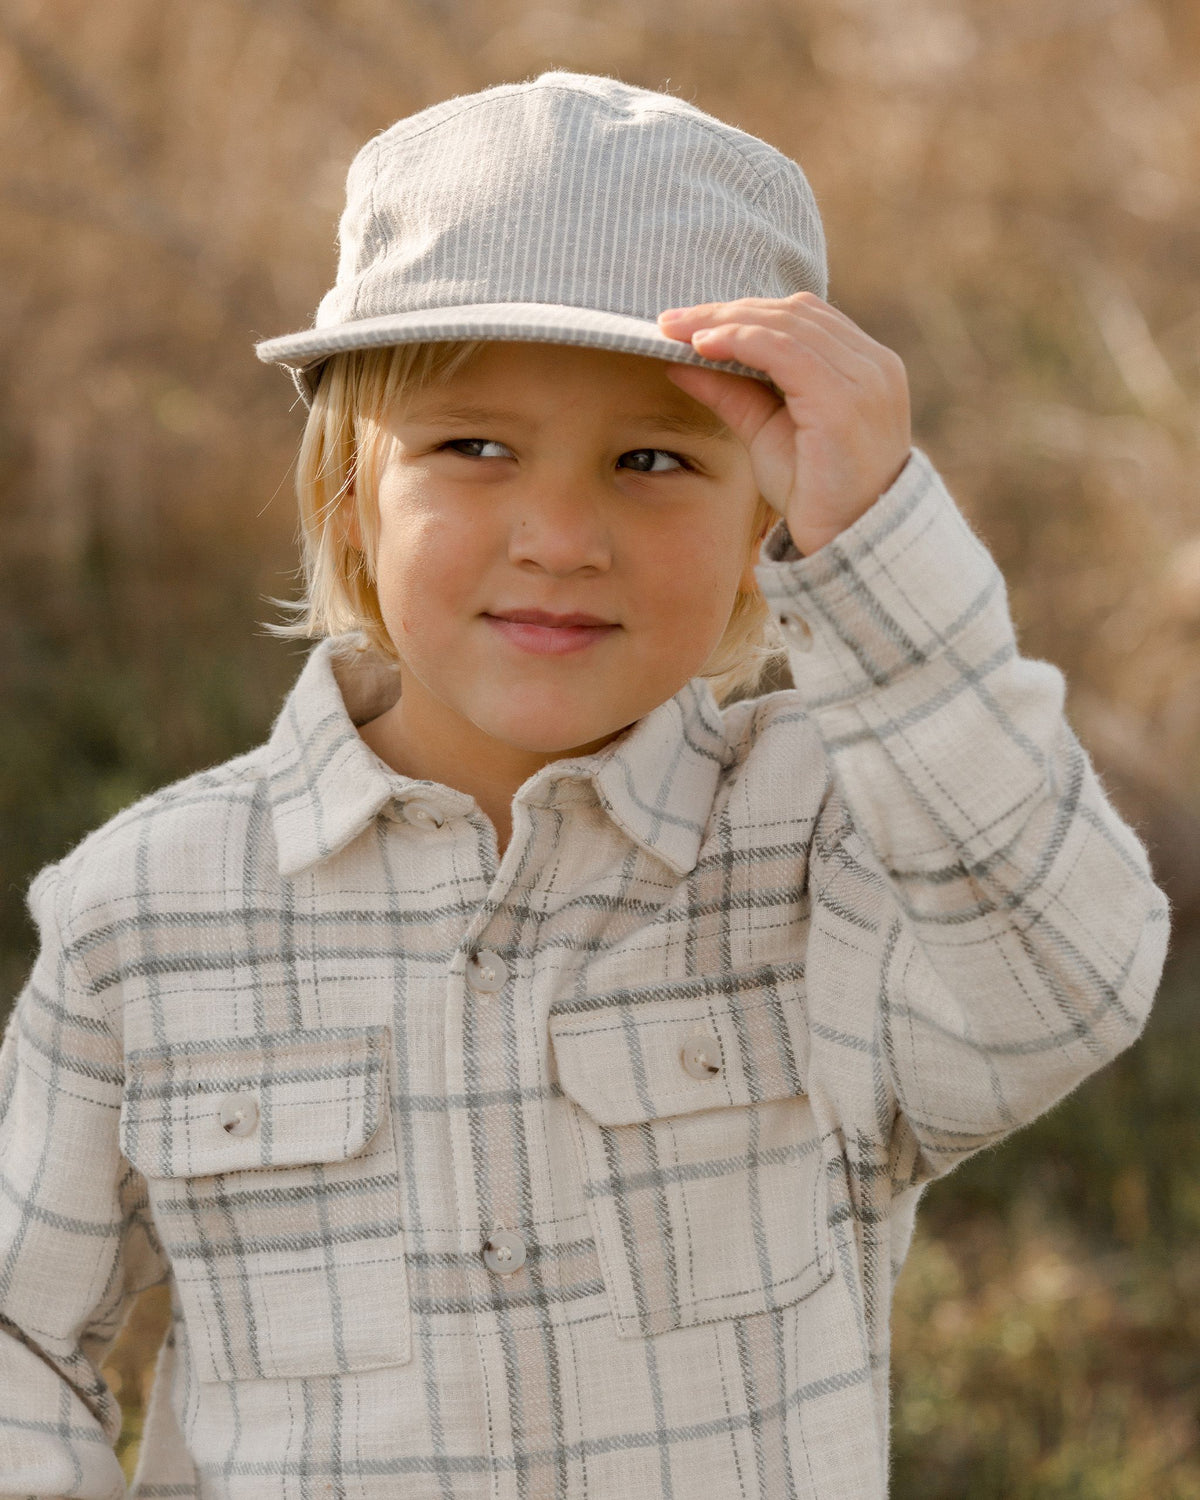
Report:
657,294,912,557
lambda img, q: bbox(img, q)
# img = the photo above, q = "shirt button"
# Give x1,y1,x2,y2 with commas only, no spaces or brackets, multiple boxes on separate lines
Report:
467,949,508,994
401,797,446,830
779,612,813,651
218,1094,259,1136
680,1033,723,1081
482,1229,527,1276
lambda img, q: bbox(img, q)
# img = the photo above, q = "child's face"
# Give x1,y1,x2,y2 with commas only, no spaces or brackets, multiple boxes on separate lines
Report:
362,340,765,770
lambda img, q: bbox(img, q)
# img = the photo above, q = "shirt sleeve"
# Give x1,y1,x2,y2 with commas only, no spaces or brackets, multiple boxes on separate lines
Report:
0,862,166,1500
754,447,1172,1185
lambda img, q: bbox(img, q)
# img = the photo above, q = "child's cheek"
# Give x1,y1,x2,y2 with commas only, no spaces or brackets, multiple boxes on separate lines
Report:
649,568,737,667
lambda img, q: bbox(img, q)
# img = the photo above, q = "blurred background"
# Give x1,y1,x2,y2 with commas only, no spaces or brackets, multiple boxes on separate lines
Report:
1,0,1198,1491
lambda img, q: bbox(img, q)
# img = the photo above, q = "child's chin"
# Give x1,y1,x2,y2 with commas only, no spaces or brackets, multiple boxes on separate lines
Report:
484,706,636,760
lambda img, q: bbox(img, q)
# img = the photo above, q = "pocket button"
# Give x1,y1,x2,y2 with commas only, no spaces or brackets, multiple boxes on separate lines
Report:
483,1229,527,1276
680,1033,723,1080
218,1093,260,1137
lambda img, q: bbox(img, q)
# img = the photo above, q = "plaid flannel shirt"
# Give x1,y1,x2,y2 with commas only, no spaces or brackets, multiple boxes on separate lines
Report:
0,449,1169,1499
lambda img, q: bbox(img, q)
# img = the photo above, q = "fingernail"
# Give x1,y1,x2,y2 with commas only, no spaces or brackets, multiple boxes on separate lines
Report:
658,307,686,321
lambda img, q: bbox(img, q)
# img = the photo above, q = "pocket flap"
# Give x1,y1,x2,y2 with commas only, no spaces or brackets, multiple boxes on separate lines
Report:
548,964,807,1127
120,1026,390,1178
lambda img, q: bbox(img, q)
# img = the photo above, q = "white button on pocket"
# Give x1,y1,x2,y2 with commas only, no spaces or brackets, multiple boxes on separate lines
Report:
483,1229,527,1275
218,1093,259,1137
402,798,446,830
467,950,508,994
680,1033,723,1080
779,613,813,651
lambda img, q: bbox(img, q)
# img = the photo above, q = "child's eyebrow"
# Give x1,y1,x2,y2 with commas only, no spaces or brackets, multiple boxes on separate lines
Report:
635,410,736,441
407,401,735,442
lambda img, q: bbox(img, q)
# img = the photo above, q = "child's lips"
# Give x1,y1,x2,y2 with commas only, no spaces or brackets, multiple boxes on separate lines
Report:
484,609,619,656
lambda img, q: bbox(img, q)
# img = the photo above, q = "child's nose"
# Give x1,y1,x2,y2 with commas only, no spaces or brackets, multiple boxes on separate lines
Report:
506,475,613,576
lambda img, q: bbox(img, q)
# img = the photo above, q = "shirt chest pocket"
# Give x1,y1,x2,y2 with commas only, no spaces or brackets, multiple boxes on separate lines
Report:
120,1025,411,1384
548,965,833,1340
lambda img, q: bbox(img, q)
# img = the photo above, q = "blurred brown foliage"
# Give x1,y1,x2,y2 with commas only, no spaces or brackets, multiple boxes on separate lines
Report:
2,0,1198,919
1,0,1198,1492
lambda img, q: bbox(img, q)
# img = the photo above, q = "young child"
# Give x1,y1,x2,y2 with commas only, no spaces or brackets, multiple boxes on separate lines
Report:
0,71,1170,1500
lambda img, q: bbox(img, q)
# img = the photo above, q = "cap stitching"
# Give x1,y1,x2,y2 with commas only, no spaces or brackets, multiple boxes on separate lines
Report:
351,134,383,323
367,79,783,197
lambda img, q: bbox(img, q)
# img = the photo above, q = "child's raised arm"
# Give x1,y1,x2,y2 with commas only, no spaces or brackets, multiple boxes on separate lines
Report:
663,294,1170,1186
0,862,167,1497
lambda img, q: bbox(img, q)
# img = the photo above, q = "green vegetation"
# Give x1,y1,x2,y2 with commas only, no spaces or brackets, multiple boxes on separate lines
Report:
893,936,1200,1496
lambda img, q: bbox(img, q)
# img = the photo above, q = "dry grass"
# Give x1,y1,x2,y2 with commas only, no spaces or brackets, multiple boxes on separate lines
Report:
2,0,1197,915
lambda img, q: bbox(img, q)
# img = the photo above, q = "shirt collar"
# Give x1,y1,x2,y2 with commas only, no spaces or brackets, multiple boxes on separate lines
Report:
570,676,731,876
265,636,731,879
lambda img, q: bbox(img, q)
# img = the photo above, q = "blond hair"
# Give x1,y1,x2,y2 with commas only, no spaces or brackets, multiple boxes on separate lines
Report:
270,342,783,704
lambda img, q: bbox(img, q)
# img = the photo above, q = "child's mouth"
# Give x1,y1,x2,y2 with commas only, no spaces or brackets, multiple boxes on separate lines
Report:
483,610,619,656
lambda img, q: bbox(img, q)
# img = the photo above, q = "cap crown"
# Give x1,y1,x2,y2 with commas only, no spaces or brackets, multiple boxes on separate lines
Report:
317,71,827,330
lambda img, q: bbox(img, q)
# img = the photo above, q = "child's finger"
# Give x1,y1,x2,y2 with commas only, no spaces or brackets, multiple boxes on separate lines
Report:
664,304,889,390
659,290,838,324
687,320,887,404
660,292,862,342
661,363,782,449
661,295,888,374
664,362,798,514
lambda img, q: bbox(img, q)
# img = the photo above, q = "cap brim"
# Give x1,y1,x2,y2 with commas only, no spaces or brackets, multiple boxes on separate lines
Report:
254,302,781,405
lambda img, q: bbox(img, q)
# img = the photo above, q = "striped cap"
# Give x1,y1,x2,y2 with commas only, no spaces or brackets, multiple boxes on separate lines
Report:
255,72,827,404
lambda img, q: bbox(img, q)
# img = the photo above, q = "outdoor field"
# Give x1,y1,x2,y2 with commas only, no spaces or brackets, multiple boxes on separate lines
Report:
1,0,1197,1492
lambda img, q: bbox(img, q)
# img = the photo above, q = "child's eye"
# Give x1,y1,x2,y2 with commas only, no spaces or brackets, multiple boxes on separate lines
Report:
440,441,691,472
444,438,512,459
618,448,690,473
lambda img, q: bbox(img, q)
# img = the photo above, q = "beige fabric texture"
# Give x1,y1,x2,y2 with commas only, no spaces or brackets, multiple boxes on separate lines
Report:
0,450,1170,1498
